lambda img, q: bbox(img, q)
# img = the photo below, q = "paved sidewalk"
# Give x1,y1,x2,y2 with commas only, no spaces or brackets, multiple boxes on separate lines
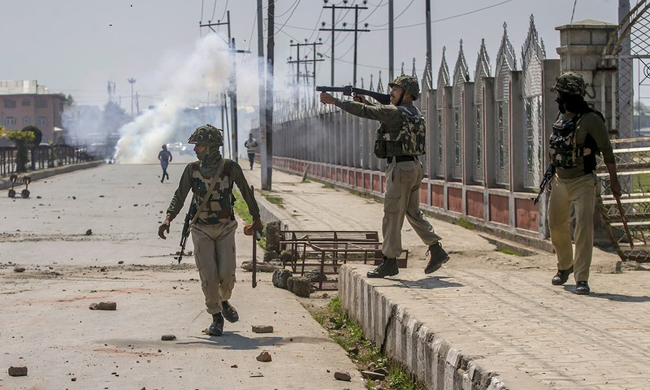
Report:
244,162,650,389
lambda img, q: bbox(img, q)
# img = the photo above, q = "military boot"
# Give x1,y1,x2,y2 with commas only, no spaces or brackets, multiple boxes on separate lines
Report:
367,257,399,278
575,281,590,295
424,243,450,274
209,313,224,336
551,266,573,286
222,301,239,323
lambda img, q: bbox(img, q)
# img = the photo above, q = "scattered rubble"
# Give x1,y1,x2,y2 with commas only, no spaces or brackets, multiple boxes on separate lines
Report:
13,266,25,273
334,371,351,381
89,301,117,311
8,365,28,377
263,250,279,263
85,229,92,236
292,276,311,298
241,260,282,273
252,325,274,334
272,269,293,289
161,335,176,341
362,370,386,381
256,351,272,362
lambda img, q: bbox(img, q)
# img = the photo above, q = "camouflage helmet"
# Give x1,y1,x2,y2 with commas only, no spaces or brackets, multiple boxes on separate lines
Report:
188,124,223,147
388,75,420,100
551,72,587,96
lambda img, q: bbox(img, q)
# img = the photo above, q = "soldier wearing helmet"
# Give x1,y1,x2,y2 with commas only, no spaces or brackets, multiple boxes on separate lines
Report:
320,75,449,279
547,72,621,296
158,124,262,336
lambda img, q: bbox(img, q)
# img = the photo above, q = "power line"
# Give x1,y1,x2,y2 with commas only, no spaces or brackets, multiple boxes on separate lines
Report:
275,0,300,18
271,0,302,38
570,0,578,23
368,0,415,27
359,0,385,23
211,0,217,21
371,0,512,31
219,0,230,21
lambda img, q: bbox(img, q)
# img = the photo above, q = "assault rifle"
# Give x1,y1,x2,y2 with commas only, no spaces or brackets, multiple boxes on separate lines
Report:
175,202,197,264
316,85,391,105
534,164,555,205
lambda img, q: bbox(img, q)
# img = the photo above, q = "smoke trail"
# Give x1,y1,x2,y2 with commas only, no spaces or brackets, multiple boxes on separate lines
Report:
114,34,231,164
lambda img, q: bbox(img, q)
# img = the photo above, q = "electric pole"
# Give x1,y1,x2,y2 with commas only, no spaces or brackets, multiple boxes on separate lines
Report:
200,11,249,160
127,78,136,118
288,40,324,110
388,0,394,81
263,0,275,191
320,1,369,87
425,0,432,71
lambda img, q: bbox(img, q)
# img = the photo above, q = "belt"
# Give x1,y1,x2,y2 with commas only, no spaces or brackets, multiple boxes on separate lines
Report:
387,156,417,163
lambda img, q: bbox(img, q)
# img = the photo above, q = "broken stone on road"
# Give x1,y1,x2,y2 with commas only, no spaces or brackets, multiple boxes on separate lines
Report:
8,365,28,377
89,301,117,310
252,325,274,334
256,351,272,362
334,371,351,381
13,266,26,273
161,334,176,341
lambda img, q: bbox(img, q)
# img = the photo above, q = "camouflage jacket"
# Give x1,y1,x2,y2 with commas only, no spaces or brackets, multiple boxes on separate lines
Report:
333,99,425,157
552,111,615,180
166,159,260,223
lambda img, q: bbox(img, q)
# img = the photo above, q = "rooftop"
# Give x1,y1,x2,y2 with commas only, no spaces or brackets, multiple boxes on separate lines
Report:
0,80,61,95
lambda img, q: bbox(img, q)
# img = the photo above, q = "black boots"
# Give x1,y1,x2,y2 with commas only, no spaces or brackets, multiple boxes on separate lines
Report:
209,313,224,336
367,257,399,278
424,243,450,274
575,281,590,295
222,301,239,323
551,266,573,286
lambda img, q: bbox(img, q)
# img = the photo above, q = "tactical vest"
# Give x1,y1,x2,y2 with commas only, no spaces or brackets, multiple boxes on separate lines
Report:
549,110,602,173
374,107,426,158
190,161,235,224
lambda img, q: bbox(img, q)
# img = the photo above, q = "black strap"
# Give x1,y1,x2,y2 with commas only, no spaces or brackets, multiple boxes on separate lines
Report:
387,156,417,163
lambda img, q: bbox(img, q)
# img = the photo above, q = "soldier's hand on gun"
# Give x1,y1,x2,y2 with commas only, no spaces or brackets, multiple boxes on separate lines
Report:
251,218,263,233
352,93,368,105
320,92,335,105
158,217,171,239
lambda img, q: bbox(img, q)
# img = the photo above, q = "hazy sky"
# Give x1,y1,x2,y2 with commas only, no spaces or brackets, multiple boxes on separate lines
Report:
2,0,619,110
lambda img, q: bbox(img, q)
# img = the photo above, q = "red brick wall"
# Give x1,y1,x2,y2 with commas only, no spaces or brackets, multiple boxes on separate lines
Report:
466,190,484,219
448,187,462,213
489,194,510,225
515,198,539,232
431,185,444,209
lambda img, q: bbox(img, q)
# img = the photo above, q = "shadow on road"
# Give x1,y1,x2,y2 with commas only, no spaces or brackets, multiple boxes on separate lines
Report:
388,276,464,290
563,285,650,302
179,333,284,350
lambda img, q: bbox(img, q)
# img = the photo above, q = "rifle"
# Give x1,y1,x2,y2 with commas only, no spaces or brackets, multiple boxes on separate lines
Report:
175,202,197,264
534,164,555,205
316,85,391,105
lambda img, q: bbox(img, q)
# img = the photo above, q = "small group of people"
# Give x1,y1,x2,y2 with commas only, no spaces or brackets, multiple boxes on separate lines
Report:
158,71,619,336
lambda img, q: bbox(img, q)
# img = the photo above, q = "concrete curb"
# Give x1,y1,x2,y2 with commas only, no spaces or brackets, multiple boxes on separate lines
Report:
340,265,508,390
0,161,104,191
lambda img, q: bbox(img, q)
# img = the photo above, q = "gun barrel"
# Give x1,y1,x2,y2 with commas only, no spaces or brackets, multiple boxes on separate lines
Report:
316,86,346,93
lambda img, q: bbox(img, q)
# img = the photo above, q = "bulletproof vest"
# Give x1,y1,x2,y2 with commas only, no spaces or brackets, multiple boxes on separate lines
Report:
549,110,602,173
190,161,235,224
374,107,426,158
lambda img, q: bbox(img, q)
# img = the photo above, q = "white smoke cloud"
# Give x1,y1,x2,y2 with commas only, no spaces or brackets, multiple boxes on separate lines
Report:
114,34,231,164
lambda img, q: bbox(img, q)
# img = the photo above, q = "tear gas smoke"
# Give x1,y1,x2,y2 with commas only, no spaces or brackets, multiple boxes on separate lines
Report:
114,34,231,164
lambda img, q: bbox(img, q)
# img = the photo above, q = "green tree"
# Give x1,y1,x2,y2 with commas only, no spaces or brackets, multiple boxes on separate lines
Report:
5,130,36,172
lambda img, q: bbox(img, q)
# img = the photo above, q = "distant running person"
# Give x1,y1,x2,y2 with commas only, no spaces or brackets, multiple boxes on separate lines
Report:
158,144,173,183
244,133,259,170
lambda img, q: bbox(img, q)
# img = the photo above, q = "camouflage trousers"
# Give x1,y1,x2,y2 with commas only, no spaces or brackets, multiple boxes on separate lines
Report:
382,160,441,259
191,220,238,315
548,173,598,282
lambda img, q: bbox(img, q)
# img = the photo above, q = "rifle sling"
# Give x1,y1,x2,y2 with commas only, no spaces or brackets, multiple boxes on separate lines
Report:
189,159,227,226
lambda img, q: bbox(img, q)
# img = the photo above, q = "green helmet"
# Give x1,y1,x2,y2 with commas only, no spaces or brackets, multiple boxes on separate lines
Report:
551,72,587,96
388,75,420,100
188,124,223,147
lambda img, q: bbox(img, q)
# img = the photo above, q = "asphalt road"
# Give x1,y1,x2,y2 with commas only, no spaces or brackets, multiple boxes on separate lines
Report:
0,163,366,390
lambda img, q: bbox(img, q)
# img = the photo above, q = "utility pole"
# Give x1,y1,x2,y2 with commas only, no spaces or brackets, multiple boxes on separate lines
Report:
200,11,249,161
388,0,394,81
288,40,324,111
127,78,136,118
257,0,268,188
320,1,369,87
425,0,432,71
135,92,140,116
263,0,275,191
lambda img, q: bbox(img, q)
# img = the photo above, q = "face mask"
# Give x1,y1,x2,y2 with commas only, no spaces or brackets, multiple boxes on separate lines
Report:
196,146,208,160
555,97,566,114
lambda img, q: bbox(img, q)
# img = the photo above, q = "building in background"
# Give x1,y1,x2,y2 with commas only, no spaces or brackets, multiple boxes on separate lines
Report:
0,80,66,144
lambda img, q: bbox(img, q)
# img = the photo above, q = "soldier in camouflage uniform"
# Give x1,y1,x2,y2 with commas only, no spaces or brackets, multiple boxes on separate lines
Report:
320,75,449,278
158,124,262,335
547,72,621,295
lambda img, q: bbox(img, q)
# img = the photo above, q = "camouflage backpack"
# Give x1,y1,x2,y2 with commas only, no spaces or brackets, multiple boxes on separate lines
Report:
374,108,426,158
549,108,604,170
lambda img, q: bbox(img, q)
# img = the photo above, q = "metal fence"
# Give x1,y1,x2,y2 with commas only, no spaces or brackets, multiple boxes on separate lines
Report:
0,145,97,176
